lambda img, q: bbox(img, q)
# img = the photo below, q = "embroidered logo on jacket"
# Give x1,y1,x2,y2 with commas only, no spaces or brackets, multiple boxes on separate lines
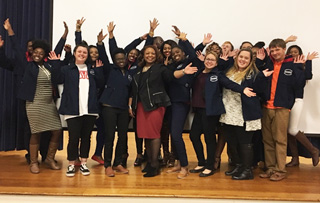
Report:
89,69,95,76
210,75,218,82
128,75,132,82
246,74,252,80
284,69,293,76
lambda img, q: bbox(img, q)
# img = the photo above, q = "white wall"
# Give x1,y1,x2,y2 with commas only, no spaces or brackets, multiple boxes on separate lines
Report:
52,0,320,134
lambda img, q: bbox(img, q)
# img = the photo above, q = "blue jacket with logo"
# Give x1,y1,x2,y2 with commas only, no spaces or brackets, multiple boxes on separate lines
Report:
96,42,134,110
256,55,305,109
51,60,104,115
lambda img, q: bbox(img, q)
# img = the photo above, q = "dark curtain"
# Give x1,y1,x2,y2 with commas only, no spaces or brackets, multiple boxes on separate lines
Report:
0,0,53,151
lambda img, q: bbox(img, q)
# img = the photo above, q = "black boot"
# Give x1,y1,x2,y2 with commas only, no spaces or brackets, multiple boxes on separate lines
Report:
225,164,242,176
143,166,159,177
142,162,151,173
232,144,254,180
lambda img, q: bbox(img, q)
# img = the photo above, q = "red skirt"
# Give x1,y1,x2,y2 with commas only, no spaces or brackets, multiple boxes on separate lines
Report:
136,102,165,139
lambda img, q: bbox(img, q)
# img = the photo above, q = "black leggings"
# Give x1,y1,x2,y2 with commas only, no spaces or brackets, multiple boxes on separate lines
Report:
66,115,96,161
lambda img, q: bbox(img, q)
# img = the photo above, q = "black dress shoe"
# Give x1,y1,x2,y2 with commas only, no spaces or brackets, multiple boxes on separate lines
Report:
189,166,205,173
199,170,215,177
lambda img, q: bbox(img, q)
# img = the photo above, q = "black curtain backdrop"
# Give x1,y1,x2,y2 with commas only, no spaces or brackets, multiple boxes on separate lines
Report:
0,0,53,151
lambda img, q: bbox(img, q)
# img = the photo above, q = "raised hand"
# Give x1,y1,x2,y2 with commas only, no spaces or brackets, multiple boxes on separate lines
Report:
76,17,86,32
229,49,239,58
164,56,169,66
177,32,187,41
149,18,159,34
171,25,181,37
3,18,14,35
107,21,115,38
64,44,71,53
202,33,213,46
256,48,266,60
0,35,4,48
48,51,61,60
285,35,297,43
196,50,205,61
307,52,319,60
262,69,274,77
243,87,256,97
62,21,69,39
220,52,229,61
184,63,198,74
97,29,108,44
95,59,104,68
294,55,306,64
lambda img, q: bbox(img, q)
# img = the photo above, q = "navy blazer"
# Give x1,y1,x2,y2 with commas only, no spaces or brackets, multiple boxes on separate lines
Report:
96,42,134,110
51,60,104,115
200,69,245,116
257,56,305,109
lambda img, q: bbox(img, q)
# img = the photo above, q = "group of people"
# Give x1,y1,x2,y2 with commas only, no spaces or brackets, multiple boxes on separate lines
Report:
0,17,319,181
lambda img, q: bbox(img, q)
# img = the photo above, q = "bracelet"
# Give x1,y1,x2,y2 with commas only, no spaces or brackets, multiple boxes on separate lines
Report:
128,105,132,109
182,69,185,75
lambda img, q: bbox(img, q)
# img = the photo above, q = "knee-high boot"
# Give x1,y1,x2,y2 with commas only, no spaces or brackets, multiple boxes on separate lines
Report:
29,144,40,174
286,134,299,167
44,142,61,170
232,144,254,180
295,131,319,166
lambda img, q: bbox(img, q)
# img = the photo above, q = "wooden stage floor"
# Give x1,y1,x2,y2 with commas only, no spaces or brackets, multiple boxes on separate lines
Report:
0,132,319,202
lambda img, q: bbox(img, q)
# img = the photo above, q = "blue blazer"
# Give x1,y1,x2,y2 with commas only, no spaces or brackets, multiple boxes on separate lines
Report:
51,60,104,115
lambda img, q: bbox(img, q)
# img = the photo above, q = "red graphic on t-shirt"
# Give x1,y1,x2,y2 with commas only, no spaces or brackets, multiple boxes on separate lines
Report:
79,70,89,79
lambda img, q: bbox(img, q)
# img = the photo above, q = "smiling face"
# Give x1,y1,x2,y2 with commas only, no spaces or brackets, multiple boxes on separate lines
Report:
114,53,127,69
144,47,156,65
32,48,45,64
204,53,218,70
128,49,138,63
237,50,251,71
171,47,185,62
270,46,286,62
289,47,300,58
222,42,233,53
74,46,88,64
162,43,172,58
89,47,99,62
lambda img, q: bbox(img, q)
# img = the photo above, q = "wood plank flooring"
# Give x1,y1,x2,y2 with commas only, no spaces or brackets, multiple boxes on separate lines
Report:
0,131,319,201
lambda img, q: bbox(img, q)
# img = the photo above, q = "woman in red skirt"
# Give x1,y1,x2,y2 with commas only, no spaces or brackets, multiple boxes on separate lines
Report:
129,44,197,177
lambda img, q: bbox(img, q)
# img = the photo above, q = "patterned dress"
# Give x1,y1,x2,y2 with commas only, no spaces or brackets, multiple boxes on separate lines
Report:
26,65,62,134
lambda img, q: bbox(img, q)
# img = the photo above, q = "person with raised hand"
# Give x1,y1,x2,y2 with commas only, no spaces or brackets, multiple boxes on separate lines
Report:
1,18,62,174
220,48,273,180
285,46,319,167
50,41,104,177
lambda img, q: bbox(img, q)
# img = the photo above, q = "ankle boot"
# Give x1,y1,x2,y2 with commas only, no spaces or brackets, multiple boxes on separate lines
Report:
225,164,242,176
142,162,151,173
143,166,159,177
232,144,254,180
29,144,40,174
286,135,299,167
296,131,319,166
44,142,61,170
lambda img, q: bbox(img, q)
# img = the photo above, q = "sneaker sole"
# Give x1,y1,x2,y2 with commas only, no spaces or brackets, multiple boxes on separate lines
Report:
81,172,90,176
66,173,75,177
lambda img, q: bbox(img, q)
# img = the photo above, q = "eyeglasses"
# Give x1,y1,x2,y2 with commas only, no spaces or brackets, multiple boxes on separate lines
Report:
205,58,216,62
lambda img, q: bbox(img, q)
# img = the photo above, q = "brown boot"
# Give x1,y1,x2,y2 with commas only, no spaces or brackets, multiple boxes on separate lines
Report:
44,142,61,170
29,144,40,174
296,131,319,166
286,135,299,167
